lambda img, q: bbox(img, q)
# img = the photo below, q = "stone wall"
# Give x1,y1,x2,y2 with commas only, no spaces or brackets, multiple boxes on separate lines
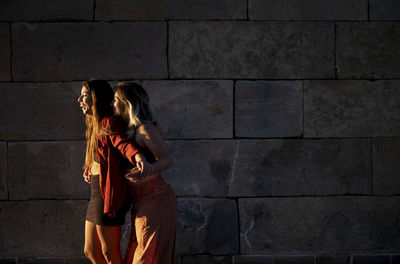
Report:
1,0,400,263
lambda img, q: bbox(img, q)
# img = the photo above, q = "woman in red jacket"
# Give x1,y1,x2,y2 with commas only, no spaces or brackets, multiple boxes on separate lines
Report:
77,79,150,264
112,82,177,264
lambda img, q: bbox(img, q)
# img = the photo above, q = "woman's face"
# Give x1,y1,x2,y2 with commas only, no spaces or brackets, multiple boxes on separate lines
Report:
77,85,92,115
113,91,125,116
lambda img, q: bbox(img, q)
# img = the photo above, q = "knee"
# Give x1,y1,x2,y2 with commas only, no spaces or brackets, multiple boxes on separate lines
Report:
84,245,94,259
84,245,101,262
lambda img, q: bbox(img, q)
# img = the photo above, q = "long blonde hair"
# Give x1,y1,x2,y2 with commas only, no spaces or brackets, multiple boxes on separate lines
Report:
114,82,157,133
82,79,114,171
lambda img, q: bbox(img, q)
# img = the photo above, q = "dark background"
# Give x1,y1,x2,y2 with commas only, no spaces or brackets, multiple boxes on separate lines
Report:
0,0,400,263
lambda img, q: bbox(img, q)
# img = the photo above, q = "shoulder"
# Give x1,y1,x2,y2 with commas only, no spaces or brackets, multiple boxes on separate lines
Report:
137,122,158,135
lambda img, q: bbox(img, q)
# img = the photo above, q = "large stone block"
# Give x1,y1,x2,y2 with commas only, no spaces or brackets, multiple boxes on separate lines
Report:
12,22,167,81
17,258,65,264
234,255,274,264
370,0,400,20
169,21,334,79
176,198,238,255
0,142,6,200
0,200,88,257
65,257,91,264
393,255,400,264
0,82,85,140
239,197,400,254
372,139,400,195
275,256,316,264
8,141,89,200
0,23,10,81
0,259,16,264
143,80,233,139
235,81,302,137
96,0,246,20
163,140,237,197
336,22,400,79
249,0,367,20
164,139,371,197
304,80,400,137
316,255,350,264
181,255,232,264
230,139,371,196
352,255,390,264
0,0,93,21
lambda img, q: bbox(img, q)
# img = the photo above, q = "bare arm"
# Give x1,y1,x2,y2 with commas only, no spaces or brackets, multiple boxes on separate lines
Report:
136,123,173,175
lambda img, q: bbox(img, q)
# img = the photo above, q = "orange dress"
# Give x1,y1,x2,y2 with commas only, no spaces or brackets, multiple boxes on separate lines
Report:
126,176,177,264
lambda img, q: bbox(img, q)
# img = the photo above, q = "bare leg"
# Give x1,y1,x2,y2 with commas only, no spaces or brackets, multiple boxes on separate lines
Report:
84,221,107,264
96,225,123,264
124,218,138,264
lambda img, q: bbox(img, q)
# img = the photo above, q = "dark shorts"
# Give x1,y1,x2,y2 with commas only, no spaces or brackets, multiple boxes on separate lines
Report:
85,175,130,226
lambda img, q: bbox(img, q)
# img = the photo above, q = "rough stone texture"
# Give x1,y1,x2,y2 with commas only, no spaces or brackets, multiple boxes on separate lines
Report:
239,197,400,254
372,139,400,195
65,257,91,264
0,259,17,264
12,22,167,81
0,0,93,21
249,0,367,20
352,255,390,264
181,255,232,264
18,258,65,264
96,0,246,20
230,139,371,196
176,198,238,255
163,140,237,197
8,141,89,200
275,256,316,264
370,0,400,20
316,255,350,264
0,82,85,140
0,200,88,257
0,142,6,200
234,255,274,264
169,21,334,79
164,139,370,197
143,80,233,139
336,22,400,79
0,23,10,81
304,80,400,137
235,81,302,137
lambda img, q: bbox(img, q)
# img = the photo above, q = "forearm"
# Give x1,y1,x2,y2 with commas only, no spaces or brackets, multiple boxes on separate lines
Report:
150,155,173,174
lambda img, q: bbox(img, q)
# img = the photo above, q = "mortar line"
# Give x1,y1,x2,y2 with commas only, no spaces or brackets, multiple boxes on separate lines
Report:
92,0,96,21
5,137,400,143
1,77,400,84
247,0,249,20
4,19,400,23
367,0,370,21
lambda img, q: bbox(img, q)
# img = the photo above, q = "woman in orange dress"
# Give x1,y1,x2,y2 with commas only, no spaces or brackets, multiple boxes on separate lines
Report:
112,82,177,264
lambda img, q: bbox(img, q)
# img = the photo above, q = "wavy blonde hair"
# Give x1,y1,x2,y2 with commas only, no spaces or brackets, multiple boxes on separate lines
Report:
82,79,114,171
114,82,157,134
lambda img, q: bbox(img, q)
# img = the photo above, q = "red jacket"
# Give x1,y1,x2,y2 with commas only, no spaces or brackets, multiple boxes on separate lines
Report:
96,115,139,217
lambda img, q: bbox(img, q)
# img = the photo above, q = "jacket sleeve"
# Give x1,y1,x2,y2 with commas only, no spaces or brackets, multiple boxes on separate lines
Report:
102,116,140,165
